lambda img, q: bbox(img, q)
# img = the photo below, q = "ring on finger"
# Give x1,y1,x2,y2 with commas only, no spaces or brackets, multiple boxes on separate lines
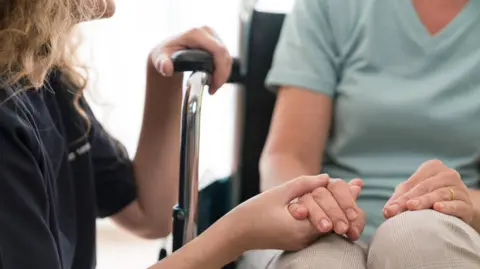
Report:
447,188,454,201
289,197,299,205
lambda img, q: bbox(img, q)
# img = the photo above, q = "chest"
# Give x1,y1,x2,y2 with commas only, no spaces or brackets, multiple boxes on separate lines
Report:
413,0,470,35
331,0,480,156
25,88,97,269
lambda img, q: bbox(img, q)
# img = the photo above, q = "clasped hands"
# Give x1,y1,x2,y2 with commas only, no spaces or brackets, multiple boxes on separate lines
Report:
289,159,476,240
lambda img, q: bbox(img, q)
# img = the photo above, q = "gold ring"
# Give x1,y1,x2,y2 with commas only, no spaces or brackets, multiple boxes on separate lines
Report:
448,188,454,201
289,197,299,205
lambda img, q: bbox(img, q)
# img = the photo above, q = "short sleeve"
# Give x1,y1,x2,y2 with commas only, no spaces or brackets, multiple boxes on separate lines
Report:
265,0,340,96
0,107,62,268
82,104,138,218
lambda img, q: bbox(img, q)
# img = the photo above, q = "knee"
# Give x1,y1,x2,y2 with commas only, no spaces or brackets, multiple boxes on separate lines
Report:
373,209,448,242
368,209,479,267
273,234,365,268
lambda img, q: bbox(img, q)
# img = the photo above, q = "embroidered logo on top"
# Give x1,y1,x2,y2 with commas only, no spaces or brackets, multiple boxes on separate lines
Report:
68,142,91,161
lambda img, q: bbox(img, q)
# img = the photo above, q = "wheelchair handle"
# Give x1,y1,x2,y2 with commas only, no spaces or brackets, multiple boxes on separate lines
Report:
171,50,213,252
172,49,215,74
163,49,242,257
172,49,244,83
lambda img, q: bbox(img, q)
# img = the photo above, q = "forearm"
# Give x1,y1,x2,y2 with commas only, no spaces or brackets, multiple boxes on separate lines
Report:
133,60,183,235
259,153,320,192
149,216,243,269
468,189,480,233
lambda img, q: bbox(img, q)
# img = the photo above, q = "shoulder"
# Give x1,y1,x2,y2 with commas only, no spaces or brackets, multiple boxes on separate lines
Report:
0,84,45,161
285,0,375,49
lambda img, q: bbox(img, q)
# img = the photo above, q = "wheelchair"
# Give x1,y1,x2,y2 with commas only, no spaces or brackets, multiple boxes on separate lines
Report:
159,1,294,267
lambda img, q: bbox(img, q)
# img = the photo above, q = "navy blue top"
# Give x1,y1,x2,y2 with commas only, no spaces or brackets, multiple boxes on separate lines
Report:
0,71,137,269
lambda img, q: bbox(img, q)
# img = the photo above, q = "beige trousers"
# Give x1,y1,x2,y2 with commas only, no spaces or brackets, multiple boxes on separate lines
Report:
237,210,480,269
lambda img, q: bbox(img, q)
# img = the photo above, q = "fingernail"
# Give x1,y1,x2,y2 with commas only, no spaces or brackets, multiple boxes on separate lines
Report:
352,227,360,238
383,207,389,217
336,221,348,234
388,204,399,214
437,203,445,209
409,199,419,208
320,219,331,231
346,209,357,221
156,60,168,76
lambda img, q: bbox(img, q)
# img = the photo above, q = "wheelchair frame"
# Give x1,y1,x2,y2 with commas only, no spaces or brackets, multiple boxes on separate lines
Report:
160,1,290,267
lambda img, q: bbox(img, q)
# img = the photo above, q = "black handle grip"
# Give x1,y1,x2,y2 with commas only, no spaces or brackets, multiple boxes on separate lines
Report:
172,49,215,74
171,49,244,83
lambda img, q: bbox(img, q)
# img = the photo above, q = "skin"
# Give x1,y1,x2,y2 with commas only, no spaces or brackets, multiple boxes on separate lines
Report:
78,1,324,268
80,0,480,268
263,0,480,242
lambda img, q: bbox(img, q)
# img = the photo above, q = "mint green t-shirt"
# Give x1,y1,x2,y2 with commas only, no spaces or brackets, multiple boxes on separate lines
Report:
266,0,480,240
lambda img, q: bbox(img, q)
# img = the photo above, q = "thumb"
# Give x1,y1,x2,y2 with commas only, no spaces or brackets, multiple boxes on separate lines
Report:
279,174,330,203
151,50,174,77
350,186,362,200
348,178,364,200
348,178,364,188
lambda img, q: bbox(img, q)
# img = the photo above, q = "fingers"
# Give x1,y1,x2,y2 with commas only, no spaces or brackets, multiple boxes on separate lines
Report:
433,200,474,223
350,186,362,200
150,26,232,93
348,178,364,188
179,27,232,92
348,178,363,200
385,168,462,218
151,50,173,76
346,208,366,241
386,159,445,206
280,174,330,203
288,202,309,220
301,194,332,233
311,187,349,235
328,179,359,222
329,179,365,240
406,186,467,211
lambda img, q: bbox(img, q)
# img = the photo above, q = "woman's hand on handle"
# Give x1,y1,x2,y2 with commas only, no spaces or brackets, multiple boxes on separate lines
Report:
149,26,232,93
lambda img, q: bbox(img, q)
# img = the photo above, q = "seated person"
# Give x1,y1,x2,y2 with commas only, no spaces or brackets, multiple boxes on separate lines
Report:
254,0,480,268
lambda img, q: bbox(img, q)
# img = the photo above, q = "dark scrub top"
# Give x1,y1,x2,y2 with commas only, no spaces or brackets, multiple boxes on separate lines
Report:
0,71,137,269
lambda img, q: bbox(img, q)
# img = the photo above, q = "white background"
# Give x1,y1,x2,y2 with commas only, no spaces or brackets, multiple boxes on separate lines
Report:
77,0,241,268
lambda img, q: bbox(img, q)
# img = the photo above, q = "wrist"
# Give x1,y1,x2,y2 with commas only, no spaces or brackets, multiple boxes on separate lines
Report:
216,210,250,254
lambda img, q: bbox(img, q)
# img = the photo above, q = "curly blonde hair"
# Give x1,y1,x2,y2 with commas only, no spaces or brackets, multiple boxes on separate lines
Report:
0,0,109,137
0,0,108,87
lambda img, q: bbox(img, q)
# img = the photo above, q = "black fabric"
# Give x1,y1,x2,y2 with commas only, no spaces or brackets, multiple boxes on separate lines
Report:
238,11,286,201
0,72,137,269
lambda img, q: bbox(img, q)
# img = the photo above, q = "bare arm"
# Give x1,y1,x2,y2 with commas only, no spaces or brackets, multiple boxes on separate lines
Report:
107,27,232,239
110,62,183,239
149,216,242,269
260,86,333,191
149,175,329,269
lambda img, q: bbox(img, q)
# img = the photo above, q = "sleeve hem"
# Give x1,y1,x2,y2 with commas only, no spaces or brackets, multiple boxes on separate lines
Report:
265,69,336,97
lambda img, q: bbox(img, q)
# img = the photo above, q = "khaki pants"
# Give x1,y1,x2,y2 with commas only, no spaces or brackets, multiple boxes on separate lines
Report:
237,210,480,269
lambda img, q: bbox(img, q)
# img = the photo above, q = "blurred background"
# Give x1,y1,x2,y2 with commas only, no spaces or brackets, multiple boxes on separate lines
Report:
77,0,242,268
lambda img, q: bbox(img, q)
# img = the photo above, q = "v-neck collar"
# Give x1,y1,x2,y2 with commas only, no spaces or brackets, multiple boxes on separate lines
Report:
396,0,480,50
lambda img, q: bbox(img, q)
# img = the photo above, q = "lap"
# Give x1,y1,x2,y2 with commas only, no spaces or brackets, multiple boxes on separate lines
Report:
238,234,367,269
239,210,480,269
368,210,480,268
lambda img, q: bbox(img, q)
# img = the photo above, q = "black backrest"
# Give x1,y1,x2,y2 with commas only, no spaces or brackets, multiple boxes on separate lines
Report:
238,10,286,201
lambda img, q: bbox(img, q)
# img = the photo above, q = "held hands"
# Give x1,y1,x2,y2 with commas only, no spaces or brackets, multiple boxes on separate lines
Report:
384,160,475,225
228,175,331,252
288,176,366,241
149,26,232,93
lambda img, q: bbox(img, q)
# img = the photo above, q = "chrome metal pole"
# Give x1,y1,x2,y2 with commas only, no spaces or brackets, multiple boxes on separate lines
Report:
172,71,211,252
